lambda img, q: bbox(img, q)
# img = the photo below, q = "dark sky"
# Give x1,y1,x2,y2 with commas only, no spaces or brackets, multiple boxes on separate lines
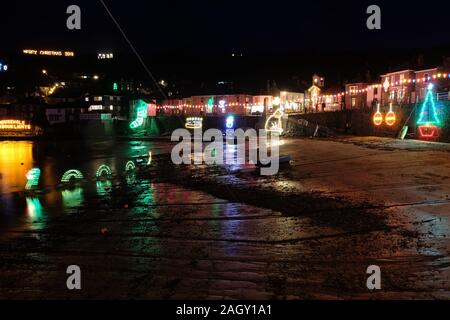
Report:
2,0,450,54
2,0,450,95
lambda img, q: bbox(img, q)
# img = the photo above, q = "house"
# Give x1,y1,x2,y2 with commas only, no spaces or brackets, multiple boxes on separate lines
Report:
345,83,368,109
380,70,416,106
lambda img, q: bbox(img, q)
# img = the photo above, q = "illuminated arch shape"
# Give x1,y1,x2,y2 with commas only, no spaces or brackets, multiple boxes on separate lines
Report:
61,170,84,183
96,165,112,179
125,161,136,172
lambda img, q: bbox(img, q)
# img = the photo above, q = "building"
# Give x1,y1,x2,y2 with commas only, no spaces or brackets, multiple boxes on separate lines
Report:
252,95,273,114
162,94,253,116
305,85,321,112
345,83,369,109
366,83,383,109
279,91,304,113
317,90,345,112
380,70,416,106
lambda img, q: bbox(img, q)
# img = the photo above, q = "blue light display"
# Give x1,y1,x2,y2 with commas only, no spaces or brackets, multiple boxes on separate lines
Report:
226,115,235,129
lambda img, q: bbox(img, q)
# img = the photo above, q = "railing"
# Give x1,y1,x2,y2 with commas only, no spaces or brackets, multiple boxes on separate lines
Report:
437,92,450,101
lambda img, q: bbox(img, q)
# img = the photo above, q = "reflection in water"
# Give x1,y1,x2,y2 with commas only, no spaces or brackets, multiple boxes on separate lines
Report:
25,197,46,231
147,151,152,165
26,197,44,219
1,140,167,235
0,141,33,193
62,187,84,210
126,172,136,185
96,180,112,196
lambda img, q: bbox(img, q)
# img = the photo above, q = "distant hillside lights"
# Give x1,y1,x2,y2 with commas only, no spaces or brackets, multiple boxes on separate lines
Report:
98,53,114,60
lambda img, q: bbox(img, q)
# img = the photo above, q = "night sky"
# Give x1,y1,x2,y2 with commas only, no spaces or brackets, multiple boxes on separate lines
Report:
2,0,450,54
2,0,450,94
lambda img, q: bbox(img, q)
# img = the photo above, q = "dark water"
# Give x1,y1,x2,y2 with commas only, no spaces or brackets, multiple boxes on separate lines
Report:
0,140,176,232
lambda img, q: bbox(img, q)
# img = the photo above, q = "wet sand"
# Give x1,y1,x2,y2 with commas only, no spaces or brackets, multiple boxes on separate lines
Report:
1,137,450,299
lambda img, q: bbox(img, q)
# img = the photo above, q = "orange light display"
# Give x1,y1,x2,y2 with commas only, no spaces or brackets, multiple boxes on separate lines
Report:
385,104,396,126
418,123,438,138
0,120,32,130
373,104,383,126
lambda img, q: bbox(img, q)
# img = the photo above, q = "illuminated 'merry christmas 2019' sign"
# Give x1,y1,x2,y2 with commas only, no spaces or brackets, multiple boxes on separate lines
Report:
23,49,75,57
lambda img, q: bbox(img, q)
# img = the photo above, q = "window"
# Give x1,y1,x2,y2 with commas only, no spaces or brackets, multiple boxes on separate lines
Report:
398,88,405,101
351,98,356,107
94,96,103,102
389,90,395,101
374,87,378,95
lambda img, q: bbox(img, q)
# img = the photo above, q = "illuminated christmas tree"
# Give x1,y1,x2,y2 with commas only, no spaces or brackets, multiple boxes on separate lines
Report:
417,84,440,126
417,83,440,138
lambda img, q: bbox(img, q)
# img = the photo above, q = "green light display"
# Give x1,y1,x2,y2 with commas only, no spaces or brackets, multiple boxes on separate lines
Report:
125,161,136,171
130,100,148,129
96,164,112,179
25,168,41,190
113,82,118,91
417,84,440,126
96,180,112,195
26,197,44,220
62,187,84,209
61,170,84,183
